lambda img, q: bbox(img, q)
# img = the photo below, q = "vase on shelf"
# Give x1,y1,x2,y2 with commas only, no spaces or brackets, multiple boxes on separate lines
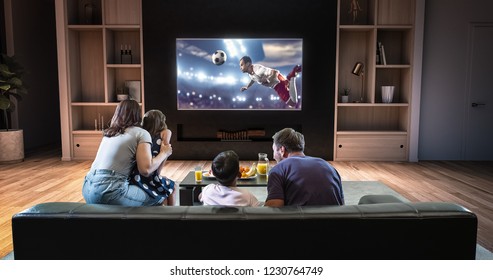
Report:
381,86,395,103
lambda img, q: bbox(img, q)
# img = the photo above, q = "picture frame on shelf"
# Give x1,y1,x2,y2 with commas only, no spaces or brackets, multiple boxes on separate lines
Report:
340,0,368,25
125,80,141,103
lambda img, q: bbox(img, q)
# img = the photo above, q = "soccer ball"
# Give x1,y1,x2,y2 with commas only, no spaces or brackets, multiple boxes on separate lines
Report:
211,50,227,65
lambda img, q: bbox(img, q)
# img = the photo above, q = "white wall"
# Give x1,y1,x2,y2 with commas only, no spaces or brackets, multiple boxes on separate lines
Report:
419,0,493,160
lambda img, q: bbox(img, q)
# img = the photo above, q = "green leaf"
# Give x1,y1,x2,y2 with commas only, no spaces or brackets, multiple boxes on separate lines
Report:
0,95,11,110
0,84,11,91
1,53,27,129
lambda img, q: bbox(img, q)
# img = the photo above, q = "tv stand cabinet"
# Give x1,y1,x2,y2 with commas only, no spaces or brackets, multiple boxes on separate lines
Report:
176,124,301,142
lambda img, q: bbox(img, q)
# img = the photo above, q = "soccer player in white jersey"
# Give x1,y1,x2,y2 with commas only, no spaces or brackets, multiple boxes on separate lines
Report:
239,55,301,107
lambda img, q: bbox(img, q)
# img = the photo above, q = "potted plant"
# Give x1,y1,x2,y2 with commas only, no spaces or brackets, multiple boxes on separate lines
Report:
341,88,350,103
0,53,28,163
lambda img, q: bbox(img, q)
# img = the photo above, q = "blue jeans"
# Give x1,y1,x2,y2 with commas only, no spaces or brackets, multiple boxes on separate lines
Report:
82,169,161,206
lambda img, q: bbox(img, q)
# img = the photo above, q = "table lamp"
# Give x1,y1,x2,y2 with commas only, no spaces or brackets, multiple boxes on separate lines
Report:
351,62,365,102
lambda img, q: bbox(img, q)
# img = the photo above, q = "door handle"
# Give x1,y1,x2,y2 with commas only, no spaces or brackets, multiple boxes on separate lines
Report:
472,102,486,107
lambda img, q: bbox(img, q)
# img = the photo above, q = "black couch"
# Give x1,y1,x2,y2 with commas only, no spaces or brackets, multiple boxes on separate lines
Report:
11,195,478,260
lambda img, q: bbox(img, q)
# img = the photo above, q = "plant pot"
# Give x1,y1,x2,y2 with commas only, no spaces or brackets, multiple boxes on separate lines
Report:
0,129,24,164
341,95,349,103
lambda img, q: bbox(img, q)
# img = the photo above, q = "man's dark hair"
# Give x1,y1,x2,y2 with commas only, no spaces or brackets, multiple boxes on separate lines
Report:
212,150,240,186
272,128,305,153
240,55,252,64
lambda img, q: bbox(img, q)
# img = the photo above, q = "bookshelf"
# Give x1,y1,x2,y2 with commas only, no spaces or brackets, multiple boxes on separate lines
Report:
334,0,416,161
56,0,144,160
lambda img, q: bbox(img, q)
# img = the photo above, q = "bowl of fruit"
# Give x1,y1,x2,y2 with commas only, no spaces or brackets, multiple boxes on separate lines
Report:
239,162,257,179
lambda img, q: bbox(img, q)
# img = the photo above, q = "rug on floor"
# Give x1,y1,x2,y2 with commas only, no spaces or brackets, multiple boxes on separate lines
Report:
245,180,408,205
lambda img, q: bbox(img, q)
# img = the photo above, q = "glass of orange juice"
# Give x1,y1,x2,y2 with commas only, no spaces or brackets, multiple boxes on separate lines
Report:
257,163,267,175
194,166,203,183
257,153,268,175
265,163,270,182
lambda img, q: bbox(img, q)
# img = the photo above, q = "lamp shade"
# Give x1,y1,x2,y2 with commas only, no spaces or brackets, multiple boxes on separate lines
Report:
351,62,364,76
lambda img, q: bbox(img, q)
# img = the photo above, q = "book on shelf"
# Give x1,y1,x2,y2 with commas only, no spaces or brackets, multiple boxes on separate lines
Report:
378,42,387,65
376,42,381,65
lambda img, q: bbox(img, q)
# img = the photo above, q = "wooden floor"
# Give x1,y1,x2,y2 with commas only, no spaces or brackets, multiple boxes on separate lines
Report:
1,147,492,258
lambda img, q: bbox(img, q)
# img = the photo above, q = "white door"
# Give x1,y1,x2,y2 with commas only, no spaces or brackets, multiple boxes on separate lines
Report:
464,24,493,160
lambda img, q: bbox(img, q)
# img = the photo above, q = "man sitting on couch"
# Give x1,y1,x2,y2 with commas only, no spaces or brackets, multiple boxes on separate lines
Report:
264,128,345,207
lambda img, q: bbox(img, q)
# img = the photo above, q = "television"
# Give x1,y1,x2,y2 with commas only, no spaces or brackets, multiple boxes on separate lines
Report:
176,38,303,110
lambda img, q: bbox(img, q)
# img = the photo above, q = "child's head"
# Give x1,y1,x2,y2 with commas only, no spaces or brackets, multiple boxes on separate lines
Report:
212,150,240,186
142,109,167,137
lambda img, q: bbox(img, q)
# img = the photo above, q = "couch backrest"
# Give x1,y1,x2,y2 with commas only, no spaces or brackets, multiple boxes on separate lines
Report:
12,202,477,260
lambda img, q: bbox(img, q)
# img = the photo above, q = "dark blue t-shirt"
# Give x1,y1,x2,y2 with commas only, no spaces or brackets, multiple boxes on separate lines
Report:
267,155,344,206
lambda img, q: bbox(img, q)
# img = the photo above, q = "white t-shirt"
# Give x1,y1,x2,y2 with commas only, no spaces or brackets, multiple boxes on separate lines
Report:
200,183,261,207
249,64,280,88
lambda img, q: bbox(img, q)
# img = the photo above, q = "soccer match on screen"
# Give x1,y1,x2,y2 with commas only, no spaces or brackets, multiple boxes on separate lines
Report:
176,38,303,110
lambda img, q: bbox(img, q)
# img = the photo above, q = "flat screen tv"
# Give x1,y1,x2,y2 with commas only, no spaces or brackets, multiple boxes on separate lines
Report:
176,38,303,110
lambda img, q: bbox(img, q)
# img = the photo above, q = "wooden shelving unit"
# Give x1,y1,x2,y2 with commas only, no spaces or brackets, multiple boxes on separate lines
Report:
56,0,144,160
334,0,416,161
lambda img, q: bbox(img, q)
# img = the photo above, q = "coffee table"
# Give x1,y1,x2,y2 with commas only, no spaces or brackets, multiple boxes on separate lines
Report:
179,170,268,205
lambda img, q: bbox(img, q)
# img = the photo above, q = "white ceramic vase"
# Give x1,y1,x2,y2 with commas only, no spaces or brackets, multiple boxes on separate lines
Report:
381,86,395,103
